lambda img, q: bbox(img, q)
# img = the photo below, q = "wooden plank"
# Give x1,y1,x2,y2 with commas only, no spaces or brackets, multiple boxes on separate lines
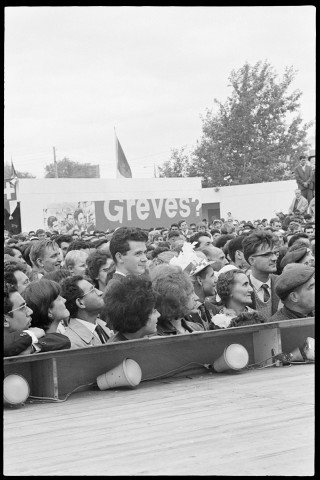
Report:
3,318,314,401
3,365,314,476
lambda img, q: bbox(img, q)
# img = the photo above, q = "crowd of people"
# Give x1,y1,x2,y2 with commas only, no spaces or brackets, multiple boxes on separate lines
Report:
4,190,315,356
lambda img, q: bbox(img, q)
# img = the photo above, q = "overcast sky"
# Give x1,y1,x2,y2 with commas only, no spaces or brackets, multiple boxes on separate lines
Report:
4,6,316,179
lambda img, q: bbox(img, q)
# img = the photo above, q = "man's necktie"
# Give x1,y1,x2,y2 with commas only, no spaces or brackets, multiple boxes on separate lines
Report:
95,323,109,344
199,304,210,329
261,284,270,303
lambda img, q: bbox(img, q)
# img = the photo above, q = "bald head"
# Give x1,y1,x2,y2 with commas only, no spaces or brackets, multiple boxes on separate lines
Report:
200,245,228,271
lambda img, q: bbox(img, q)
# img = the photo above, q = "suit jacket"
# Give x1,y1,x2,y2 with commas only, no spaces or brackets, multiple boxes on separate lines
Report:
294,164,312,189
37,333,71,352
63,318,113,349
288,195,308,214
4,330,70,356
4,329,32,357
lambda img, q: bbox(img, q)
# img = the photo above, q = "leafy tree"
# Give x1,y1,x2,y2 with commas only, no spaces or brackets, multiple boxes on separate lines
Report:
4,162,35,179
45,157,100,178
161,61,313,187
158,146,194,178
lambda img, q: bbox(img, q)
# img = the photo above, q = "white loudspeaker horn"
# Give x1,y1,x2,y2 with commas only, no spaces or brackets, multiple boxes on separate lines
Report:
213,344,249,372
97,358,142,390
289,337,315,362
3,374,30,407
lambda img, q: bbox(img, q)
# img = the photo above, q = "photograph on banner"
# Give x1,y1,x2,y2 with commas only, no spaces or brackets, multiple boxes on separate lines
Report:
43,201,96,234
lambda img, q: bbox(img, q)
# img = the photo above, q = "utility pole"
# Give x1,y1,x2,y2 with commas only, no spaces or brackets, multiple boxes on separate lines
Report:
53,146,58,178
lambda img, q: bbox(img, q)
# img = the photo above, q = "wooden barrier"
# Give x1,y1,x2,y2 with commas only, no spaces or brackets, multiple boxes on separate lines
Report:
3,318,314,400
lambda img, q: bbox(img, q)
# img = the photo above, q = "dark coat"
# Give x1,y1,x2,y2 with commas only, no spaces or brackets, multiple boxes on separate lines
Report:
294,165,313,190
4,329,32,357
269,305,314,322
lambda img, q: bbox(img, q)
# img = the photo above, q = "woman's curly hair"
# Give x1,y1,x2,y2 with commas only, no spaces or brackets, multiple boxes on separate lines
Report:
103,275,157,333
216,269,243,304
150,264,194,322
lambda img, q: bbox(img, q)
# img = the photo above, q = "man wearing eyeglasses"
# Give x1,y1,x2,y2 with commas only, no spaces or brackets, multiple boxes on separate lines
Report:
4,284,44,356
60,275,113,348
242,231,280,320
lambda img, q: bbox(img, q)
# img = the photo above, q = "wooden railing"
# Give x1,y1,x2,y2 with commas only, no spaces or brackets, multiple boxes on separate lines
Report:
3,318,314,400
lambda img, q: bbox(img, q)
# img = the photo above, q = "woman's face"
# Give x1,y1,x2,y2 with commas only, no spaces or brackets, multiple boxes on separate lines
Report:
144,308,161,335
185,290,199,313
230,273,253,306
49,295,70,322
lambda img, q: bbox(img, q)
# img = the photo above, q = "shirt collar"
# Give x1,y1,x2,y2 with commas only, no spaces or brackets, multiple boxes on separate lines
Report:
76,318,97,333
249,274,271,291
115,270,127,277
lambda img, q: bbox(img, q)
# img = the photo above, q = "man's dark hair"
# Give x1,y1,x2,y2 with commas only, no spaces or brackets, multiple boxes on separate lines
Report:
109,227,148,262
188,231,211,248
86,250,113,286
4,282,17,316
299,155,307,160
227,235,246,263
242,231,274,263
74,208,84,221
167,230,180,240
42,269,72,284
103,276,157,333
66,239,92,253
4,261,27,286
55,234,73,247
60,275,86,318
47,216,58,228
287,232,309,248
210,228,220,236
178,220,187,227
215,234,235,249
170,223,179,230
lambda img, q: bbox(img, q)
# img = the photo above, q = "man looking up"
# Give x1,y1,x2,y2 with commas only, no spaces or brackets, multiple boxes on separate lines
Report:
61,275,113,348
242,231,280,319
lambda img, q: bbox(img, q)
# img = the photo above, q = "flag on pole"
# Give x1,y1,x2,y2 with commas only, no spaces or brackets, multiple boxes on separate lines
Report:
4,159,19,214
115,132,132,178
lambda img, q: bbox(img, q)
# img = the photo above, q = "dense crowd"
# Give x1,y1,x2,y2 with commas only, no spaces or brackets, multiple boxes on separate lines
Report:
4,185,315,356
